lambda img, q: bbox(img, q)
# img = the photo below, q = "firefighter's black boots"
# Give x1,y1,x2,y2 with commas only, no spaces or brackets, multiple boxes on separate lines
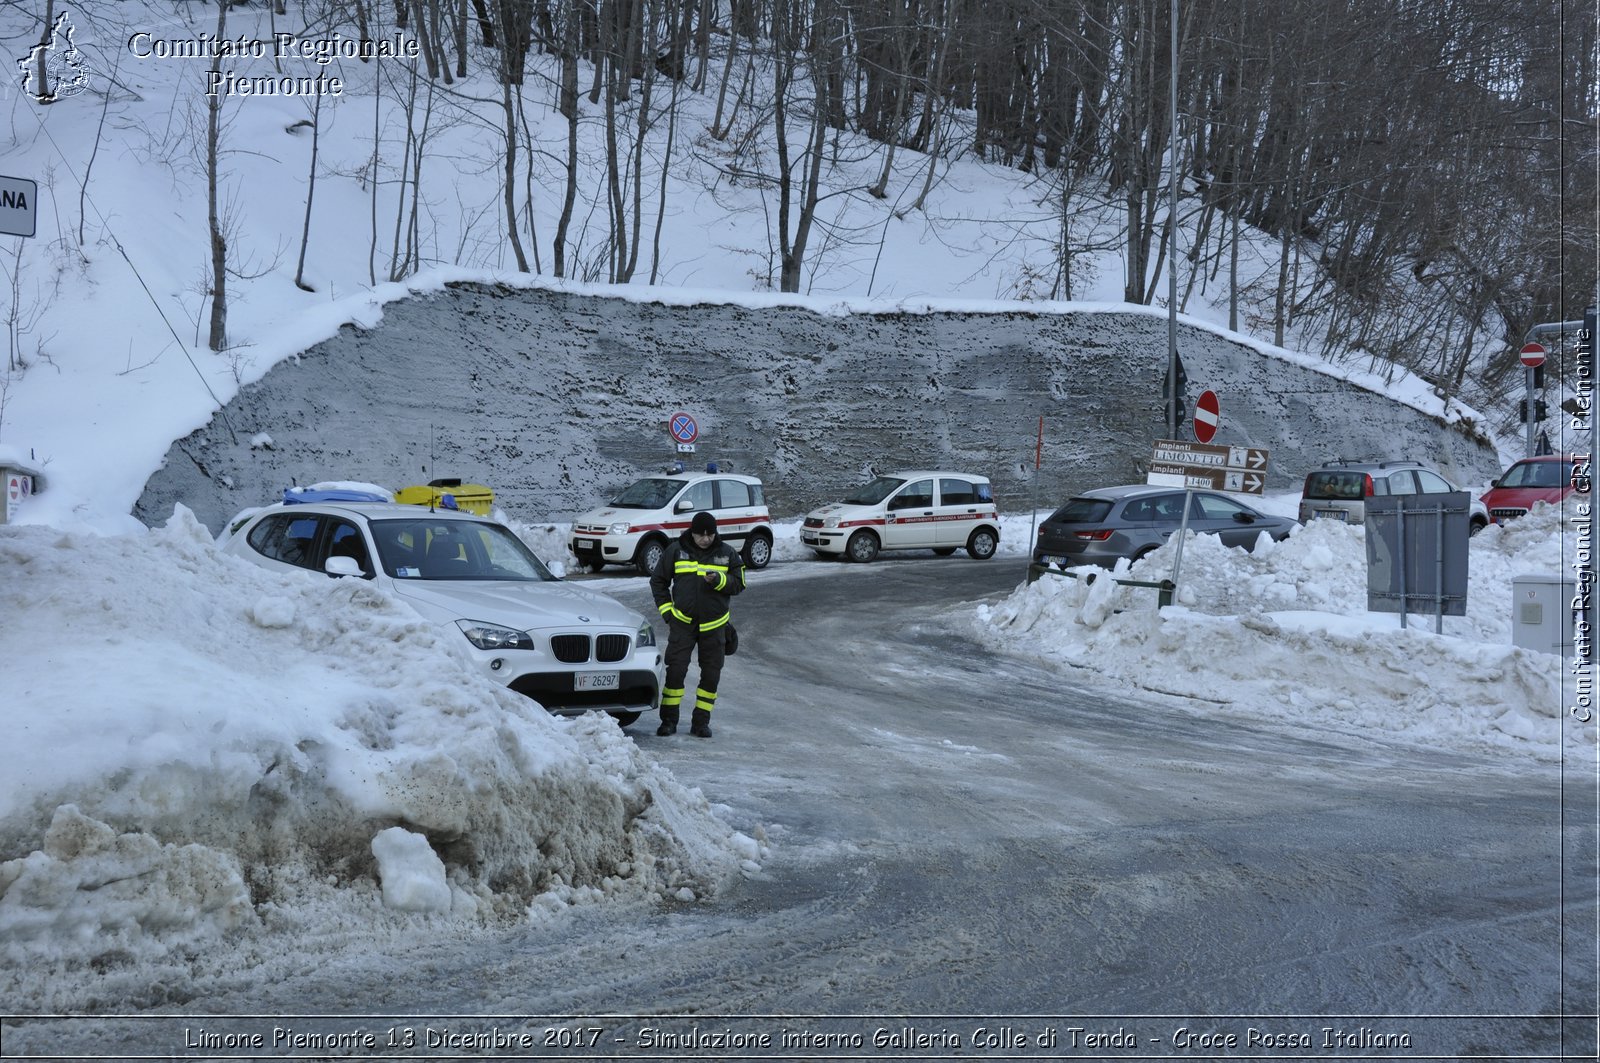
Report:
656,708,678,736
689,709,712,738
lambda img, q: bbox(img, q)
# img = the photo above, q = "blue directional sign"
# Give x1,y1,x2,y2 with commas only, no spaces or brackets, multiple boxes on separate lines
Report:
669,412,698,444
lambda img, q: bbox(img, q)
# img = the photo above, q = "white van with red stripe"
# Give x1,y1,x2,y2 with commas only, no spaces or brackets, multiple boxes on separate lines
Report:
570,469,771,576
801,471,999,563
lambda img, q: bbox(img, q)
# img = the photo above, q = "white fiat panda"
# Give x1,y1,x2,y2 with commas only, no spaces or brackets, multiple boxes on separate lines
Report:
569,466,772,576
801,471,1000,562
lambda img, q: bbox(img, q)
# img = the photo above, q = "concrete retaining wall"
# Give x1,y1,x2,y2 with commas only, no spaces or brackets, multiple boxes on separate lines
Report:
134,283,1500,533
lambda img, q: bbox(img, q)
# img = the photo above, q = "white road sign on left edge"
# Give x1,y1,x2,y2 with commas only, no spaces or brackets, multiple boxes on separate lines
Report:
0,175,37,239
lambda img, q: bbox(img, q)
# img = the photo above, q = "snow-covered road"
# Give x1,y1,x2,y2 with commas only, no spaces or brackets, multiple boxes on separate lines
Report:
10,555,1587,1059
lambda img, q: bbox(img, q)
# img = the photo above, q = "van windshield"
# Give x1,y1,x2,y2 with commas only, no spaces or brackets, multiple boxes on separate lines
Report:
844,477,905,505
609,478,683,509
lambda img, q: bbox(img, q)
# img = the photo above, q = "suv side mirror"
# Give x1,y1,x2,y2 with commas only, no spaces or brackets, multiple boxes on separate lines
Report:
1232,512,1255,524
325,555,363,577
675,498,694,512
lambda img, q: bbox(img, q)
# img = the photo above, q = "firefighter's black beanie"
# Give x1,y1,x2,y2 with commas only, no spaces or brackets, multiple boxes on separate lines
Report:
690,511,718,535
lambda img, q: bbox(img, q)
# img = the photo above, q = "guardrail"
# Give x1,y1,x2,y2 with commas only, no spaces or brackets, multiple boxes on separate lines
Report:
1026,562,1176,608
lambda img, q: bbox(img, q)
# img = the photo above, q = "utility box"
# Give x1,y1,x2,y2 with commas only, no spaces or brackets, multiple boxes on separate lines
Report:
1511,573,1576,656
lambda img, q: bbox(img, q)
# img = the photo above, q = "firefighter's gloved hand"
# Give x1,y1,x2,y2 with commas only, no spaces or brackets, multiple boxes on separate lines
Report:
703,573,718,586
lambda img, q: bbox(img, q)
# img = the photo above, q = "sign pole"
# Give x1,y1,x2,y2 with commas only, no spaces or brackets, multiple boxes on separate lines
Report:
1170,488,1193,590
1524,365,1535,460
1397,504,1408,630
1164,0,1179,439
1518,342,1546,460
1028,416,1043,561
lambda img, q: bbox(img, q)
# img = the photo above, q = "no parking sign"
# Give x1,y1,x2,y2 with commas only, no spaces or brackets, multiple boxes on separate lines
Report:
669,411,698,453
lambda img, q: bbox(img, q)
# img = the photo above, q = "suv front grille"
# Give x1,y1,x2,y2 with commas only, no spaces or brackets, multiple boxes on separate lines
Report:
550,635,590,663
803,517,824,528
549,634,632,662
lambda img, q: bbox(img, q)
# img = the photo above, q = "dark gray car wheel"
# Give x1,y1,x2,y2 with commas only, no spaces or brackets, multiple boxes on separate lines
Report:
966,528,997,560
846,530,880,563
635,537,667,577
742,531,772,569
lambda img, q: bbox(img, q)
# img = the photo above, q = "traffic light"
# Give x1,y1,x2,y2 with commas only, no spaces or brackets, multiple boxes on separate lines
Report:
1518,399,1550,423
1163,354,1188,432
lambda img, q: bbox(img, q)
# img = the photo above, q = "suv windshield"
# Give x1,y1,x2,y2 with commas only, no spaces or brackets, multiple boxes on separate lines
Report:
368,518,556,581
1304,471,1367,500
1500,461,1566,489
609,478,684,509
844,476,906,505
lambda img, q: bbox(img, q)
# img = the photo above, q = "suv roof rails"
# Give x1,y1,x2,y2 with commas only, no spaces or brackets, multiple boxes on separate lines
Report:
283,487,389,505
1319,458,1420,469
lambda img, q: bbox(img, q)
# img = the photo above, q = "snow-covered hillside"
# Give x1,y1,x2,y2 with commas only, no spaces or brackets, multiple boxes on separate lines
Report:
0,1,1548,532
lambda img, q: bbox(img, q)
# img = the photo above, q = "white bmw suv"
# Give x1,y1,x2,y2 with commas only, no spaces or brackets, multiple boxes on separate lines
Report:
802,470,1000,562
569,468,772,576
221,492,664,727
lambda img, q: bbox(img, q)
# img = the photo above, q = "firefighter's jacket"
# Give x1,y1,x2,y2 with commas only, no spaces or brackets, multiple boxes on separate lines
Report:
651,530,745,631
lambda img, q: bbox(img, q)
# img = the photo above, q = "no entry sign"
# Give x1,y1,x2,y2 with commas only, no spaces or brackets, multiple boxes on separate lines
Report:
1193,390,1220,444
1519,342,1546,368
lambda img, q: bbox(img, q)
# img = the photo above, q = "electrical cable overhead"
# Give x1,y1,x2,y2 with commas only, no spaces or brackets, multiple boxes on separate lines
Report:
18,85,239,444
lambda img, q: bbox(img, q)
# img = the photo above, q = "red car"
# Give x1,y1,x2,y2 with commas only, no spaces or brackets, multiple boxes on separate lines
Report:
1480,454,1591,524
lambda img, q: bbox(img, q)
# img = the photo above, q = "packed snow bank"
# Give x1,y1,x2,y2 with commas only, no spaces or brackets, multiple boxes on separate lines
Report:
0,510,756,975
973,506,1589,759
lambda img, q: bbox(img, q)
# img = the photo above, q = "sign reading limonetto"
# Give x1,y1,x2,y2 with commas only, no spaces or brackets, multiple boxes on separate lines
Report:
1147,440,1270,495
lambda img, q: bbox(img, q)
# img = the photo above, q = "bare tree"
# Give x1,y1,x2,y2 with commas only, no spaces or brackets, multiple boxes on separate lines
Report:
206,1,227,352
293,93,323,291
772,0,839,292
553,0,583,276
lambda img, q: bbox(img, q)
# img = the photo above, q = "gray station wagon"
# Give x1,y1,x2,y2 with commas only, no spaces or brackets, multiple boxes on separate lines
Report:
1033,484,1297,569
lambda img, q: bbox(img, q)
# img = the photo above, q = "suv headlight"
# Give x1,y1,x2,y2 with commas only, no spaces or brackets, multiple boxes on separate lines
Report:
823,515,840,528
608,521,632,535
457,620,535,651
636,621,657,648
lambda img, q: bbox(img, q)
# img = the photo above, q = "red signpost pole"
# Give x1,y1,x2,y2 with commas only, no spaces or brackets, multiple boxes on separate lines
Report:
1519,343,1545,459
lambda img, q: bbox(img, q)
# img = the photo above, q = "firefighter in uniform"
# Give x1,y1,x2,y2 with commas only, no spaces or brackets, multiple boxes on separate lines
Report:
650,510,745,738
